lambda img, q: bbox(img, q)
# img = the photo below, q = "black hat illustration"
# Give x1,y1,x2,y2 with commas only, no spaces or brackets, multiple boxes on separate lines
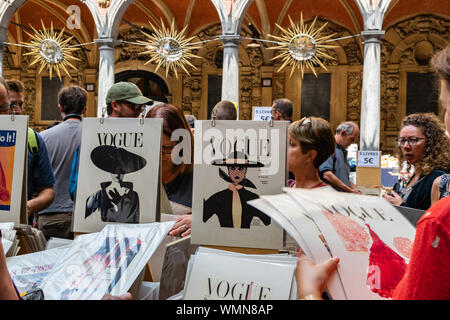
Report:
91,145,147,174
211,150,264,168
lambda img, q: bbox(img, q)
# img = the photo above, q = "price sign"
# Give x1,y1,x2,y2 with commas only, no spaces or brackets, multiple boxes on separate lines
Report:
252,106,272,121
357,151,381,168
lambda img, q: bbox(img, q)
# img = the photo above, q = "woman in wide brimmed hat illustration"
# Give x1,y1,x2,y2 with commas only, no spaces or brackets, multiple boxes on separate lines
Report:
85,145,147,223
203,150,271,229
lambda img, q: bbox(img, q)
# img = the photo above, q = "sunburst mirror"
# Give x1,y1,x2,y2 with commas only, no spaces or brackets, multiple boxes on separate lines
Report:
22,20,80,80
139,19,201,79
269,13,338,78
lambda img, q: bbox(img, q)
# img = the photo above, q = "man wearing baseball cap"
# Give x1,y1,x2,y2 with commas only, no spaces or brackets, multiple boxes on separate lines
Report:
106,82,152,118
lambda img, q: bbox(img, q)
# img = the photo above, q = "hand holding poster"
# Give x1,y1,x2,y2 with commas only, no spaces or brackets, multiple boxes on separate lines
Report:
73,118,163,233
284,188,416,300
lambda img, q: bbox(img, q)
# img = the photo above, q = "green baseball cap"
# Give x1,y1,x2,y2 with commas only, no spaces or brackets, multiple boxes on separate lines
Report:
106,82,152,105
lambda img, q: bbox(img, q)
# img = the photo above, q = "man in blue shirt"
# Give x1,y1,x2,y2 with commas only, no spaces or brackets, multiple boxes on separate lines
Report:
319,121,361,193
1,79,55,224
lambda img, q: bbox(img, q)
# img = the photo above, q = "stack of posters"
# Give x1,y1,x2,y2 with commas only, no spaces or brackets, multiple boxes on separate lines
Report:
191,120,289,249
0,115,28,225
73,118,163,233
15,224,47,253
40,222,174,300
248,187,416,300
1,222,20,257
183,247,297,300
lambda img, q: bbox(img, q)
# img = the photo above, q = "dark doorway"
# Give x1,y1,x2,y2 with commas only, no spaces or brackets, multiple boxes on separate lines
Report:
115,70,169,103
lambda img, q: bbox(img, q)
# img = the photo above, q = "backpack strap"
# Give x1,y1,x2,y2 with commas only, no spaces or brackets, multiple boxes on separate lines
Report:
28,128,39,155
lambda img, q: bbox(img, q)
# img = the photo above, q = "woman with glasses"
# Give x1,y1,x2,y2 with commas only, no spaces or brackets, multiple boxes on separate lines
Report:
288,117,335,189
382,113,450,210
146,104,194,237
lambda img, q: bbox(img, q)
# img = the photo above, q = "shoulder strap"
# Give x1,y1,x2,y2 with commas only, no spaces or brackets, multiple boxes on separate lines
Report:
28,128,39,155
332,151,337,173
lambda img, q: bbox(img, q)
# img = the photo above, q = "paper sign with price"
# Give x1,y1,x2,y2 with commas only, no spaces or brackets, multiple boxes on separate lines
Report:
357,151,381,168
252,107,272,121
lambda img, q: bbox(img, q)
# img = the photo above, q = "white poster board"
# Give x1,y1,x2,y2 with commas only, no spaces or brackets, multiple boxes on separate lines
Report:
190,120,287,249
0,115,27,225
73,118,163,233
252,107,272,121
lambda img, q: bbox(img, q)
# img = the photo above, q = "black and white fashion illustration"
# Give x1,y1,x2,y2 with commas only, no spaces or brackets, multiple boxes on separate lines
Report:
203,150,271,229
85,145,147,223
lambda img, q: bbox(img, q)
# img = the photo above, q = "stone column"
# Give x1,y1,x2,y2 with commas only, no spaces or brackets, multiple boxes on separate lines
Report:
95,38,115,117
355,0,391,151
360,30,384,150
220,35,241,113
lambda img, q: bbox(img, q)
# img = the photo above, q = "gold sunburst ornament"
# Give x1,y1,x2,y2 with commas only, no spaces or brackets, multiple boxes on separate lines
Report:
22,20,80,80
139,19,201,79
269,13,337,78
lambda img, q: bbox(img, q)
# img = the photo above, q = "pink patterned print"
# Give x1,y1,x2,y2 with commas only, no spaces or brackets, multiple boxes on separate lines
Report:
322,210,370,252
393,237,413,259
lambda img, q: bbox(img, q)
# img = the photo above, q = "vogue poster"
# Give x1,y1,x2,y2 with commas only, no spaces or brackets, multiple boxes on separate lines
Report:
285,188,416,300
73,118,163,233
0,115,27,225
191,120,288,249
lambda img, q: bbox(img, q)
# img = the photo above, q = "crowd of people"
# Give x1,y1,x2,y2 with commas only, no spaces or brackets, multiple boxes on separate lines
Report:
0,45,449,300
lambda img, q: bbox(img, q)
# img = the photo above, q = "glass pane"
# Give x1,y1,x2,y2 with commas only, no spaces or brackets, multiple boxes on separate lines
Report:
301,73,331,121
41,77,64,121
208,75,222,119
406,72,438,115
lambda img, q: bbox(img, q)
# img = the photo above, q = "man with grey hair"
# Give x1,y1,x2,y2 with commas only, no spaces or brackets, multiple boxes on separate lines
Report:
319,121,361,193
271,98,293,122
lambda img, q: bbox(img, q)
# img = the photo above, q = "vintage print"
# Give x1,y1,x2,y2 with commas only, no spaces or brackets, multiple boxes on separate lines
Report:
73,118,163,233
0,116,27,225
191,120,288,249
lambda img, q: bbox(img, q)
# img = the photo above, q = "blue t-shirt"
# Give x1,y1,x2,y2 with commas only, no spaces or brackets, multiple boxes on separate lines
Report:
27,131,55,200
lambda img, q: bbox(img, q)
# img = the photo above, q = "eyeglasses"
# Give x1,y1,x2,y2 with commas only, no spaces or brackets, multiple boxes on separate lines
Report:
0,103,19,113
299,117,311,126
396,137,426,147
119,101,145,112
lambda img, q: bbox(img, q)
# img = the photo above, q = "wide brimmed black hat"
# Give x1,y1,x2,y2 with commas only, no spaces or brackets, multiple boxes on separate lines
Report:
211,151,264,168
91,145,147,174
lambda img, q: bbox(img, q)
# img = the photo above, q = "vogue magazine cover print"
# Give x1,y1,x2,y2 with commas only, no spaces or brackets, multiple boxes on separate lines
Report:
73,118,162,233
0,115,27,224
191,120,288,249
0,130,15,211
285,188,416,300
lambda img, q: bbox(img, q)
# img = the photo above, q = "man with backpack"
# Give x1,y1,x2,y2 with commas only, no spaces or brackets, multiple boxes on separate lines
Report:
2,79,55,225
319,121,361,193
